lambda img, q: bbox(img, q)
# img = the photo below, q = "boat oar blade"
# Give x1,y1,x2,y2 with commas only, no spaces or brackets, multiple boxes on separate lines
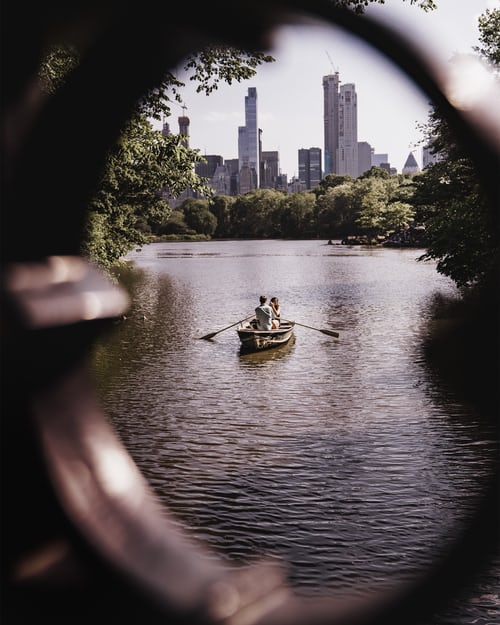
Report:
284,319,339,339
320,328,339,338
199,331,218,340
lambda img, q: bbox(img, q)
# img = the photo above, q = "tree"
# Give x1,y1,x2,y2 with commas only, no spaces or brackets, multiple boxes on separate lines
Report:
182,198,218,236
315,182,358,238
230,189,285,238
414,7,499,291
281,192,316,238
358,166,390,180
475,8,500,69
160,210,194,236
80,114,208,268
315,174,354,197
209,195,236,238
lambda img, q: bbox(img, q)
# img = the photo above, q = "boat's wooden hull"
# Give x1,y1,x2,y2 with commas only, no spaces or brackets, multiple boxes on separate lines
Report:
237,321,295,352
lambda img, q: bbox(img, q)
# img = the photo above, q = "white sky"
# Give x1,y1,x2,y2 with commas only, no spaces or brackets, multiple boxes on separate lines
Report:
160,0,498,177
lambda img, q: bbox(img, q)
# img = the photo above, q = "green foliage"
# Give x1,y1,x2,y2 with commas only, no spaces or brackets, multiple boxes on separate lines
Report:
159,210,194,236
414,6,500,291
315,182,358,237
181,198,217,236
184,47,275,95
358,166,390,180
209,195,236,238
332,0,436,13
474,8,500,69
80,114,211,267
230,189,285,238
38,44,79,94
280,192,316,238
412,159,498,289
315,174,354,197
355,177,415,234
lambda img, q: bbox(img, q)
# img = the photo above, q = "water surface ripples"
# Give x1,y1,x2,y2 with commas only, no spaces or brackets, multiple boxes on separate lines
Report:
93,240,498,622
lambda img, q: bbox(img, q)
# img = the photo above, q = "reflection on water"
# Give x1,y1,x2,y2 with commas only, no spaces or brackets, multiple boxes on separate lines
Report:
92,240,498,622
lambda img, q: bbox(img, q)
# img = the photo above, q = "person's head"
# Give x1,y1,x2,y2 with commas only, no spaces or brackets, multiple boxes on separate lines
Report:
271,297,278,305
259,295,267,304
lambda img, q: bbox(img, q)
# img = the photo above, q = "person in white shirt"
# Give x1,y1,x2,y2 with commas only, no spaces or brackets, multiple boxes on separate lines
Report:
255,295,276,330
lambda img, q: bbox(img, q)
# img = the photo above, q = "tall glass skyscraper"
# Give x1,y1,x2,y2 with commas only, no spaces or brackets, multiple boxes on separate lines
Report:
323,73,359,177
298,147,322,189
323,73,340,175
238,87,259,191
338,83,358,177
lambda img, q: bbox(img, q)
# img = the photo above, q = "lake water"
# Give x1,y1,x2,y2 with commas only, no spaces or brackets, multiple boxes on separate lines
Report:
91,239,499,623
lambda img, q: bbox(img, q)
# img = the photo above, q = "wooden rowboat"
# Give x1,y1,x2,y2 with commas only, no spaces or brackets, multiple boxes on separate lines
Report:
236,319,295,352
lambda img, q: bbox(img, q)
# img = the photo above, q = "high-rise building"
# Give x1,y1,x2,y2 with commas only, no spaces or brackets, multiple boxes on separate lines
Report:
260,151,280,189
337,83,358,177
357,141,372,176
422,144,444,168
323,72,340,175
372,153,389,167
224,158,240,196
298,147,322,189
324,73,359,178
195,155,223,179
238,87,259,191
210,165,232,196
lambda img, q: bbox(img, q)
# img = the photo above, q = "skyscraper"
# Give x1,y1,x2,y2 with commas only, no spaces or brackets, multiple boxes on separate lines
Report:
422,144,444,168
323,73,340,175
357,141,372,176
260,151,280,189
337,83,358,177
298,147,322,189
238,87,259,191
195,155,223,179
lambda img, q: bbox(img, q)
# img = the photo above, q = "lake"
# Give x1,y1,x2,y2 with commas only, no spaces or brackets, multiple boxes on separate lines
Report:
91,239,498,624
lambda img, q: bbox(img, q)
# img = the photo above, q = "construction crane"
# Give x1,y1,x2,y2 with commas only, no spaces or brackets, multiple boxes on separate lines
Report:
325,50,339,74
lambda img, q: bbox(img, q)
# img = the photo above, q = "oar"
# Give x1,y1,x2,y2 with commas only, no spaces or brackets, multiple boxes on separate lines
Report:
199,315,254,340
283,319,339,338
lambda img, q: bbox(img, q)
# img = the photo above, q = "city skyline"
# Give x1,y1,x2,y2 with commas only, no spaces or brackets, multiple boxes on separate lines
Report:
155,0,495,178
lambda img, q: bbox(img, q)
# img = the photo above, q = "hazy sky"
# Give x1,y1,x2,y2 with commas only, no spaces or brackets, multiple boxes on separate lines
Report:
161,0,498,178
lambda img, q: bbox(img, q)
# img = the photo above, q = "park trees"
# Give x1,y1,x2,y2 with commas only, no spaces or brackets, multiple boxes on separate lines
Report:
209,195,237,238
280,192,317,238
413,7,499,291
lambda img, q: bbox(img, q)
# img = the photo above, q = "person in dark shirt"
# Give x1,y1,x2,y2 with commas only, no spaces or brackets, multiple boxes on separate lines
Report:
270,296,281,327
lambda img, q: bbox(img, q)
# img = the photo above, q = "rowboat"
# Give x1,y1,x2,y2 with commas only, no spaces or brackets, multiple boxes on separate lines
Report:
236,319,295,352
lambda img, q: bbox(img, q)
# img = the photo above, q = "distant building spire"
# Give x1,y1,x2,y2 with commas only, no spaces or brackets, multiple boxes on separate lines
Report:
402,151,420,175
178,106,190,148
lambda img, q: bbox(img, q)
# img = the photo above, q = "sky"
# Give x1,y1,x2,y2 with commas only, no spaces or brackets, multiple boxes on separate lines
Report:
158,0,498,178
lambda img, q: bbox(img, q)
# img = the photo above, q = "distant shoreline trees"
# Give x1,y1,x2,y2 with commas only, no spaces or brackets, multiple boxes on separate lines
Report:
157,166,421,245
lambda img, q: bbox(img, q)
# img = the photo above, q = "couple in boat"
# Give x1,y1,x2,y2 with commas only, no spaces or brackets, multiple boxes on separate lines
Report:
253,295,281,330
